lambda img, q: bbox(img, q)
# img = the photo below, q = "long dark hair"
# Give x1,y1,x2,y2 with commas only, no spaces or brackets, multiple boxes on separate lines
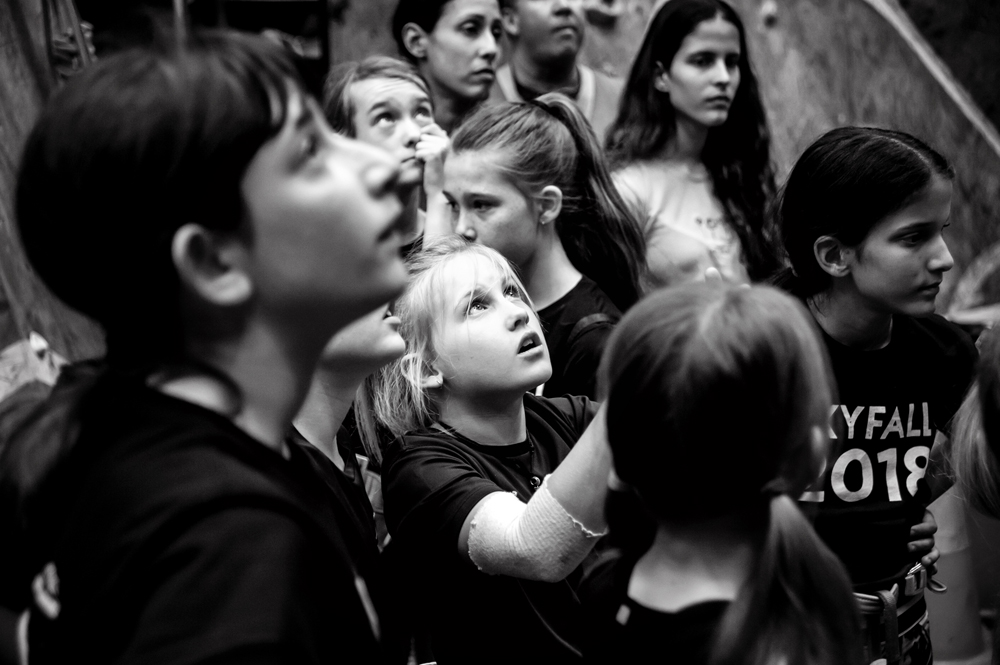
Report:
450,94,646,311
606,0,778,280
600,283,862,665
774,126,954,298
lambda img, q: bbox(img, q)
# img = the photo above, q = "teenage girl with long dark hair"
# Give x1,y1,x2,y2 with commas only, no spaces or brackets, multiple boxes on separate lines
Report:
607,0,779,287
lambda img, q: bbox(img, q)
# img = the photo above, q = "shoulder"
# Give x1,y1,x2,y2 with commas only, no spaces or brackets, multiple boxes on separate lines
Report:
525,393,599,437
587,65,624,96
896,314,977,375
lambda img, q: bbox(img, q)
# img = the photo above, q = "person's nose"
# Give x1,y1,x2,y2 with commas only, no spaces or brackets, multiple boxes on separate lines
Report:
712,60,733,88
478,31,499,63
400,115,421,150
506,303,530,330
454,212,477,242
928,233,954,274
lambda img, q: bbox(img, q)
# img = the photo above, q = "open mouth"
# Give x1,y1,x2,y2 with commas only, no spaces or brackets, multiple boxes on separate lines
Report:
517,332,542,354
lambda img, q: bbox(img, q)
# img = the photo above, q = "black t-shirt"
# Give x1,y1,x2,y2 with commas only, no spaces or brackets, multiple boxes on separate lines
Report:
383,393,599,664
0,375,400,664
806,314,976,585
538,276,621,400
579,549,729,664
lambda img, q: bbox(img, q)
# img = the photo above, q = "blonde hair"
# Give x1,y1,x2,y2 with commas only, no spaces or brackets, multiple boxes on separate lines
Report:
373,236,535,436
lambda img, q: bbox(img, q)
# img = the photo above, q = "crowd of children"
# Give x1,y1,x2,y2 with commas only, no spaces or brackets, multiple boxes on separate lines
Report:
0,0,989,664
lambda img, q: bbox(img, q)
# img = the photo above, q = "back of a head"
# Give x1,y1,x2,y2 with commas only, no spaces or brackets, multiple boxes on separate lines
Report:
16,29,304,369
601,283,831,518
954,326,1000,518
776,126,954,298
323,55,430,136
600,283,863,665
450,94,645,310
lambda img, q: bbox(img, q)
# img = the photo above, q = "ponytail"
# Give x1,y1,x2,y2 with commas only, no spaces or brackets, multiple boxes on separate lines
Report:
532,95,646,310
450,95,647,312
711,494,862,665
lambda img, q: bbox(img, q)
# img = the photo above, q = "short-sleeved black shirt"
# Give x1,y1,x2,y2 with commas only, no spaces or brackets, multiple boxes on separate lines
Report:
806,314,976,585
0,375,399,664
579,549,729,664
383,393,599,664
538,277,621,400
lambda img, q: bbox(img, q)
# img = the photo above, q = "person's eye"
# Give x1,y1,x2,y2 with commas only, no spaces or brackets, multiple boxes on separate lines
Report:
503,284,521,299
689,54,711,67
296,132,326,167
472,200,493,213
374,112,396,127
726,54,740,69
461,21,481,37
490,22,503,40
415,106,433,121
468,298,489,313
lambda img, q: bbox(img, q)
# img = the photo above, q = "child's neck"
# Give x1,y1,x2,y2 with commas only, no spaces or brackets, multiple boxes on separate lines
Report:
293,368,365,471
520,229,583,310
629,514,755,612
438,391,527,445
662,116,709,164
809,286,894,350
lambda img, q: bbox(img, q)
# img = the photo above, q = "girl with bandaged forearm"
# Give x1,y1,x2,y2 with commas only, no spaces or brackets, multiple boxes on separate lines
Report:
376,237,610,665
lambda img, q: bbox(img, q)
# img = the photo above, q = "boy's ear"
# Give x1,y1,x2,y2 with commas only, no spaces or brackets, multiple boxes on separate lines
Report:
652,61,671,94
402,23,429,60
536,185,563,226
419,367,444,390
171,224,253,307
812,235,853,278
501,7,520,37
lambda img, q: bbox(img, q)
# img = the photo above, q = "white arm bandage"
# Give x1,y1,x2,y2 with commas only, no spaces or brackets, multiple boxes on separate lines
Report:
467,475,606,583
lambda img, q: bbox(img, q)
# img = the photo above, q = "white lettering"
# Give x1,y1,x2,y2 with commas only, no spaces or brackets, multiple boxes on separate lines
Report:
904,446,930,496
832,449,874,502
877,449,902,501
800,490,825,502
865,407,886,440
906,403,920,437
829,404,839,439
840,405,865,439
881,408,904,439
922,402,932,436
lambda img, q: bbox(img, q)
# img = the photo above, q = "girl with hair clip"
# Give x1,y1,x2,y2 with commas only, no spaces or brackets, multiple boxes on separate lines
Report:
378,236,612,665
323,56,453,250
775,126,978,665
392,0,502,132
580,283,863,665
606,0,780,288
0,30,410,664
444,93,646,399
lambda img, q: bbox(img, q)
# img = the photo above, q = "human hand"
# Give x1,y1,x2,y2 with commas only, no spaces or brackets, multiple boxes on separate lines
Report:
909,509,939,573
417,123,449,196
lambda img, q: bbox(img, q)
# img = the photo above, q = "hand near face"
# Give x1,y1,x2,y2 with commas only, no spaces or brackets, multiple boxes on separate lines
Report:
417,123,450,196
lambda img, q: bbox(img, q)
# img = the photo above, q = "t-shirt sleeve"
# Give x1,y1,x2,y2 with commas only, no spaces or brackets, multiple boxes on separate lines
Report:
383,439,502,559
558,322,615,401
112,507,371,665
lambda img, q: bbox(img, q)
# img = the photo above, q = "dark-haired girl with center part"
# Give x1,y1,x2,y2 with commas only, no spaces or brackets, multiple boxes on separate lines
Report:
580,283,863,665
0,30,410,665
607,0,780,287
775,126,977,665
444,93,646,400
392,0,502,133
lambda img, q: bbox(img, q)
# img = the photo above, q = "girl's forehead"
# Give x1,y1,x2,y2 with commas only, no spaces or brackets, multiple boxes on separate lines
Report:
439,253,505,292
351,77,429,110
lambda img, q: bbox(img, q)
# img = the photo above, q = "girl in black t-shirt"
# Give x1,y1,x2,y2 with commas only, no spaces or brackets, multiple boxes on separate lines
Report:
583,283,862,665
376,236,612,664
443,94,646,399
774,127,976,664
